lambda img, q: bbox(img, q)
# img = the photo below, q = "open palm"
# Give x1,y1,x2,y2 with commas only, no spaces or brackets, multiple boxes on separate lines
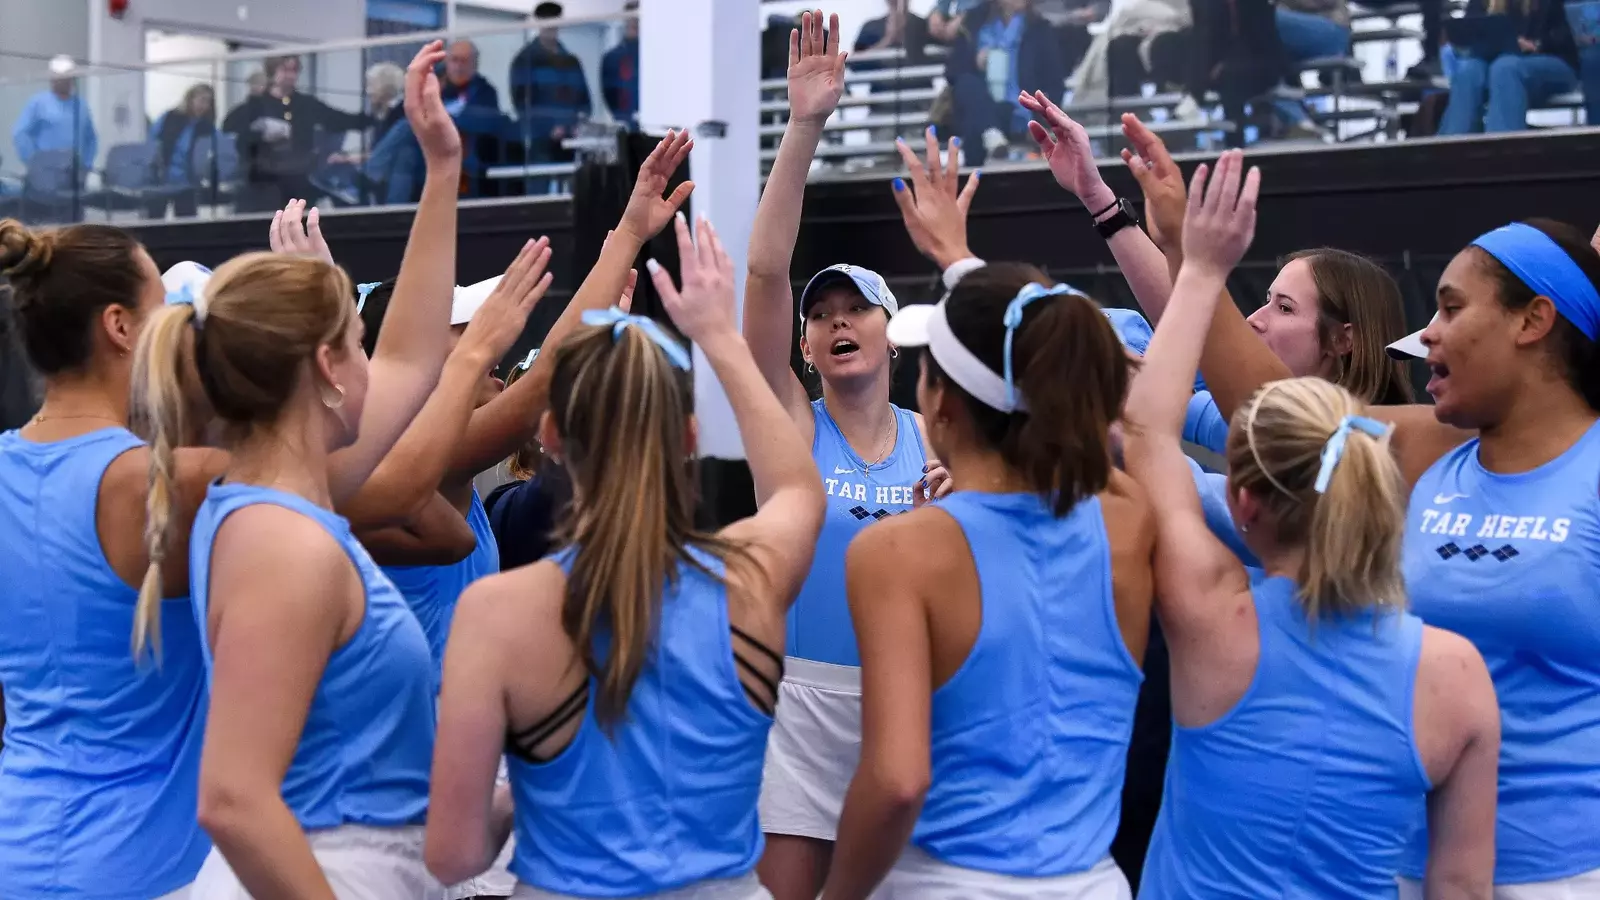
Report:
404,41,461,164
619,129,696,242
789,11,847,124
1020,91,1103,202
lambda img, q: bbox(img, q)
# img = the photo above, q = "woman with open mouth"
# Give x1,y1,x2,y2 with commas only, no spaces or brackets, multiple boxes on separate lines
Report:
740,12,951,899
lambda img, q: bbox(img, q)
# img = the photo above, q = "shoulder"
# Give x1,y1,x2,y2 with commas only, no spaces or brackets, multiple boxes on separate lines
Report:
455,559,571,664
1101,469,1155,532
213,502,348,574
849,505,964,578
1418,624,1497,725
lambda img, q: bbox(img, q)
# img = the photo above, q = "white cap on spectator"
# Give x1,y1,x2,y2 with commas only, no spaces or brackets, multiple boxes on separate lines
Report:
48,55,77,77
451,276,502,325
1385,313,1438,361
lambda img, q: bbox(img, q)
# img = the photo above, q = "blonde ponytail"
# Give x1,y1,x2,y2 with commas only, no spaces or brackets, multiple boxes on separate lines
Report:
128,303,198,663
1227,377,1407,620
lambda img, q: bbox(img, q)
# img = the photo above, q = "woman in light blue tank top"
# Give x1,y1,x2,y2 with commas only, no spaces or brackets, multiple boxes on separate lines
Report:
1120,154,1500,900
125,57,552,896
822,261,1155,899
424,217,825,899
741,17,944,897
0,221,226,899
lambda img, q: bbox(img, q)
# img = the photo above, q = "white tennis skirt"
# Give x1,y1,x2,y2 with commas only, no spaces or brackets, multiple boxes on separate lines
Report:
508,872,770,900
445,758,517,899
189,824,445,899
758,658,862,842
874,849,1131,900
1399,865,1600,900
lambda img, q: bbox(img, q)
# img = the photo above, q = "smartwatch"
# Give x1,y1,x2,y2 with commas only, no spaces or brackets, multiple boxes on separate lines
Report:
1093,197,1140,241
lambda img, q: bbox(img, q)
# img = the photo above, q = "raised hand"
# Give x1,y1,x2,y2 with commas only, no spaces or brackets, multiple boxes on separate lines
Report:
404,40,462,166
619,268,639,313
1181,150,1261,277
1120,114,1186,254
891,127,979,270
1020,90,1113,210
788,10,848,125
618,129,695,244
457,238,554,368
648,214,738,345
269,199,334,265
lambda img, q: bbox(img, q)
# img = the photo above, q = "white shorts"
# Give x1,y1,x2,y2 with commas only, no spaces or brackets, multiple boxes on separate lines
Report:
445,758,517,899
189,824,445,900
874,850,1131,900
1399,865,1600,900
509,872,770,900
758,659,862,842
156,887,192,899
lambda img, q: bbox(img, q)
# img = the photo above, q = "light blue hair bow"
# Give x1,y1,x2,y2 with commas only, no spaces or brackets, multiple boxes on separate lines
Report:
1314,414,1392,494
581,306,691,370
514,347,540,372
164,282,210,326
1002,282,1086,409
356,282,382,314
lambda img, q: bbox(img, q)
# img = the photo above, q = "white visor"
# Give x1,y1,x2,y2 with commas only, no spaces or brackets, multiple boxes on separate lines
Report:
1385,313,1438,361
886,302,1024,412
451,276,503,325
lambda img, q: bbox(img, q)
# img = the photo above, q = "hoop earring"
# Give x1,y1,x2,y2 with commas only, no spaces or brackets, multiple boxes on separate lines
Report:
805,360,816,375
891,346,900,359
322,384,346,410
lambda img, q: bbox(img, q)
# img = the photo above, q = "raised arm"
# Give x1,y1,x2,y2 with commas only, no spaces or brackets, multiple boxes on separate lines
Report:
445,131,694,480
746,11,847,418
1020,92,1174,315
1121,151,1259,629
325,40,463,503
650,215,824,589
890,128,979,272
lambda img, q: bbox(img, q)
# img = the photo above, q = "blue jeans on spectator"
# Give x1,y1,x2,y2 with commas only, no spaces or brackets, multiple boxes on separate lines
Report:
1579,44,1600,126
1440,53,1578,133
1273,8,1352,124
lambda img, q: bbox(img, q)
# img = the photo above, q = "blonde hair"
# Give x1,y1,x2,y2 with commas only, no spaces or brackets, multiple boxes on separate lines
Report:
548,322,754,729
128,252,354,661
504,361,541,481
1225,377,1406,621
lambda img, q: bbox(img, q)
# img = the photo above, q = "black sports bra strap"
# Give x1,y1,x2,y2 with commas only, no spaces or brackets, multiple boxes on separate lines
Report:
730,624,784,669
506,681,589,763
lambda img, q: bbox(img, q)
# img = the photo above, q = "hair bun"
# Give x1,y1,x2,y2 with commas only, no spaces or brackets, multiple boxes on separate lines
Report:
0,220,54,283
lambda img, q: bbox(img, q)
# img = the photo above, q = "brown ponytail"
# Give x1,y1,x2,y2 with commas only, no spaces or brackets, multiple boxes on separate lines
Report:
926,262,1133,515
1226,377,1407,620
547,322,753,729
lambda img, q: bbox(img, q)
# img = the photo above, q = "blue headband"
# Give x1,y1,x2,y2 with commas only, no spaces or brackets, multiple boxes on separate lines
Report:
1003,282,1085,409
581,307,692,370
1314,414,1391,494
356,282,382,314
1472,223,1600,341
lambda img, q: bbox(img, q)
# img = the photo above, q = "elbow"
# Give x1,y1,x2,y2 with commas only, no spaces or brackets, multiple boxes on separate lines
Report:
196,775,270,843
864,756,929,815
424,835,486,886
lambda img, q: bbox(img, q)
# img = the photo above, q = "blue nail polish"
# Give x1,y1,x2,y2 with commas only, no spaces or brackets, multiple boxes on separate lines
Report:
896,136,906,145
928,125,938,137
917,480,926,490
893,178,906,192
922,463,932,473
974,169,982,178
951,136,961,147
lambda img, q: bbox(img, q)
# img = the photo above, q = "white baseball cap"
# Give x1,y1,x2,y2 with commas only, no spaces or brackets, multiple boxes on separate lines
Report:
451,276,502,325
162,261,213,308
1385,313,1438,361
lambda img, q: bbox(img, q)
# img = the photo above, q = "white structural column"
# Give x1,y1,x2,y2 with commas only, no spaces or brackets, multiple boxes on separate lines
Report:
639,0,759,461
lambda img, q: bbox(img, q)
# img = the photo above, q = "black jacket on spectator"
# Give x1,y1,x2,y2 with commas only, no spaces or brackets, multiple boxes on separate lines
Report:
152,111,215,181
1188,0,1286,105
222,91,372,181
1464,0,1578,67
441,73,502,114
944,3,1072,103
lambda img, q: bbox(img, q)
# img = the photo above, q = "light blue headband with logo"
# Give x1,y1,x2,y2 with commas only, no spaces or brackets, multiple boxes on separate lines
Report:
1002,282,1087,409
1314,414,1392,494
581,306,691,370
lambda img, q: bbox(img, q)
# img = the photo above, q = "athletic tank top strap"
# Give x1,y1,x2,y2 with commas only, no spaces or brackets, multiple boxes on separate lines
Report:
506,545,774,896
789,400,927,667
190,482,435,831
1403,419,1600,883
0,426,212,898
912,490,1143,878
1142,576,1430,899
383,487,501,689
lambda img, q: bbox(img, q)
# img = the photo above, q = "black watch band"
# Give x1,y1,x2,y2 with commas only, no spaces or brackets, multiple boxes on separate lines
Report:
1094,197,1139,240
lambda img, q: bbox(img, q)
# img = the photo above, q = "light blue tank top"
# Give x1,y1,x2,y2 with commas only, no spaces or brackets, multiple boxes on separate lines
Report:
1183,390,1229,455
788,399,926,666
912,490,1143,877
0,427,211,899
1401,421,1600,883
383,488,500,685
190,483,435,830
1140,576,1430,899
507,547,772,895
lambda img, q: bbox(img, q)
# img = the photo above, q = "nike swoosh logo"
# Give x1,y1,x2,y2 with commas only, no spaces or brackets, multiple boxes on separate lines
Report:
834,466,853,475
1433,493,1468,504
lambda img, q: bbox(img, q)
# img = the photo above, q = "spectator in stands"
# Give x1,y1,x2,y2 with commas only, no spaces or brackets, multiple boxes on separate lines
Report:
11,56,97,172
946,0,1072,164
442,40,501,116
1440,0,1579,133
1070,0,1190,112
1039,0,1107,74
602,4,641,129
1271,0,1350,137
929,0,988,42
357,62,423,205
222,55,373,213
147,84,216,219
1188,0,1286,147
510,2,594,168
854,0,937,133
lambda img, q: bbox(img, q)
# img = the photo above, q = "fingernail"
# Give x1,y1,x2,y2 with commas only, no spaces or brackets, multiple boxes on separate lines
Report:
675,211,686,223
927,125,937,137
951,136,961,147
974,169,982,179
922,463,931,473
896,137,906,146
917,480,926,490
892,178,905,192
645,259,663,275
